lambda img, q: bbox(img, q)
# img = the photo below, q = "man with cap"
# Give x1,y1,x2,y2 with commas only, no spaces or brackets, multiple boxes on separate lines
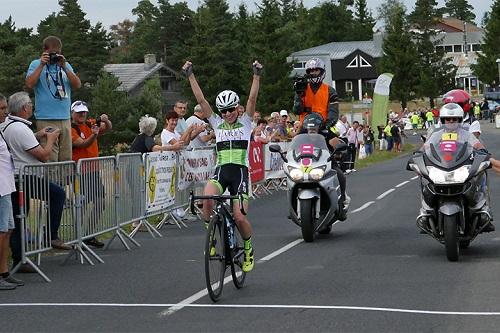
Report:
70,100,112,248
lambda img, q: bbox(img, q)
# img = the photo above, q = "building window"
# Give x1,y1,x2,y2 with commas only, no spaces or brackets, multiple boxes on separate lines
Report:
472,44,481,52
347,57,358,68
444,45,453,52
453,44,462,52
160,79,170,91
345,81,353,92
293,62,306,69
359,55,371,67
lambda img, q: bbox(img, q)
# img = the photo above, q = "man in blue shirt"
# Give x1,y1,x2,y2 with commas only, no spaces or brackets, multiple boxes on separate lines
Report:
25,36,81,162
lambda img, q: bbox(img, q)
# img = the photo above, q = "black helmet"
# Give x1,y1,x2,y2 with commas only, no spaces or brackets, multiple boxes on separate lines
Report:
302,113,324,132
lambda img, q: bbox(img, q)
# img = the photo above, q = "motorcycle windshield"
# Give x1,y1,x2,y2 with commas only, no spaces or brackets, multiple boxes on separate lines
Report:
289,133,328,162
424,130,473,168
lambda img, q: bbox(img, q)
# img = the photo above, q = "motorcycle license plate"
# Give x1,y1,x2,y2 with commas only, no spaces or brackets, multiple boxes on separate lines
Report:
441,132,458,141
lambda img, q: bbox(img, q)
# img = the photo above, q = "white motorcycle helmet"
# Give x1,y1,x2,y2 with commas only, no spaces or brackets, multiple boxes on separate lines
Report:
215,90,239,112
305,58,326,84
439,103,464,131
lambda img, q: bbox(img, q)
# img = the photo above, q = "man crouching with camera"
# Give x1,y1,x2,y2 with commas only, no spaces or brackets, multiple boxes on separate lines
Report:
70,101,112,249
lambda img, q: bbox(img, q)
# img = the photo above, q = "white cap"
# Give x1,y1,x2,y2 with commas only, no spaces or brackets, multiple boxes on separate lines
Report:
280,110,288,117
71,101,89,113
270,112,279,118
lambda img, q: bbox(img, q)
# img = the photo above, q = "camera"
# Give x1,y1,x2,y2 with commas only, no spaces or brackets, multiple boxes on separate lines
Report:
45,127,55,133
49,52,61,65
95,116,102,127
293,74,309,93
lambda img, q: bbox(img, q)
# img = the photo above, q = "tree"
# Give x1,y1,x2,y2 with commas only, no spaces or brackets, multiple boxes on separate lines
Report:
308,1,355,44
410,0,455,107
128,0,160,62
351,0,376,41
472,0,500,86
109,19,135,63
444,0,475,23
377,1,419,108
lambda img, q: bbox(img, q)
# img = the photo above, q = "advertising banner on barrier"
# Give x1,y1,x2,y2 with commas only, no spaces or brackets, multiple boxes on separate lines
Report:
178,148,217,190
248,141,265,183
144,152,177,215
264,142,290,179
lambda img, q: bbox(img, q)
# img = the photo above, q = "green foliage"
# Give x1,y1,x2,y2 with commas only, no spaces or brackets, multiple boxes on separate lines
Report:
444,0,475,23
351,0,377,40
378,1,419,108
473,0,500,85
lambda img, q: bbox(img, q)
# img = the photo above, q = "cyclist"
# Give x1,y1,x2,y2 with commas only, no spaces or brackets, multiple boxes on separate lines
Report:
182,60,262,273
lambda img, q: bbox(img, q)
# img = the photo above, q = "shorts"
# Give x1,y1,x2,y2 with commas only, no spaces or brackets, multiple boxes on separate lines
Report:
0,194,15,232
210,164,249,199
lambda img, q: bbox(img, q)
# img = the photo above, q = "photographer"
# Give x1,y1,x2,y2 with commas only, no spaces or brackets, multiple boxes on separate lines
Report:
292,58,339,128
70,100,112,249
25,36,81,162
186,104,215,148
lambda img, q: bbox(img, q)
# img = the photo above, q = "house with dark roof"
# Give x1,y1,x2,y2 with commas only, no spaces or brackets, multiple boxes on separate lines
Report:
287,32,383,101
287,18,485,101
103,54,185,108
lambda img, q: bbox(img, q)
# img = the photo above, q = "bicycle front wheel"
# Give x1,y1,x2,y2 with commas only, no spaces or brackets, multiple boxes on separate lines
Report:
205,214,226,302
230,223,247,289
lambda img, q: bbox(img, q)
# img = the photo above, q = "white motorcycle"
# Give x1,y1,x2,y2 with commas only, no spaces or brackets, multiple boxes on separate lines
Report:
270,133,349,242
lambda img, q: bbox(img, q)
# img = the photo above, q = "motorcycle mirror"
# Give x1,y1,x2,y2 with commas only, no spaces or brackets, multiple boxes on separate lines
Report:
269,144,282,153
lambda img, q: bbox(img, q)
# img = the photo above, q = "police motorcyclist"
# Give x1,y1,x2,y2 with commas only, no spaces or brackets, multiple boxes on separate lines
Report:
302,113,347,221
423,103,494,232
293,58,339,128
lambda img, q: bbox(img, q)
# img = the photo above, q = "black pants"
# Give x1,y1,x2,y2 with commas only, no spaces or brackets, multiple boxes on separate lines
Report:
348,143,357,170
333,165,346,202
10,176,65,264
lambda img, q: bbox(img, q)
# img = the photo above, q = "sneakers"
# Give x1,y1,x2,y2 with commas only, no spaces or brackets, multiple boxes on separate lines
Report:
174,208,186,219
4,275,24,286
51,239,72,250
84,237,105,248
242,249,254,272
0,278,17,290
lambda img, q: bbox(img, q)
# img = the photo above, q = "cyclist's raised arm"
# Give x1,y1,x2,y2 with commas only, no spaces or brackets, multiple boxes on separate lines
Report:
245,60,263,119
182,61,214,119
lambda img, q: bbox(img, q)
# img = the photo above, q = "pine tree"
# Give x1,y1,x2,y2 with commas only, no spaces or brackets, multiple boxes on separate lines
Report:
444,0,475,23
472,0,500,85
410,0,455,107
377,1,419,108
109,19,135,63
352,0,376,41
128,0,160,63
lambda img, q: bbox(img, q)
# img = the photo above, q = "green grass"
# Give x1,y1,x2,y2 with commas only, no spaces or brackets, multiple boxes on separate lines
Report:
354,143,416,170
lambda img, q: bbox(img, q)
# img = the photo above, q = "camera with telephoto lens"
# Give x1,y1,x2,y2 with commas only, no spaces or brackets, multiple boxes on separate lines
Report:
95,116,102,127
293,74,309,93
49,52,62,65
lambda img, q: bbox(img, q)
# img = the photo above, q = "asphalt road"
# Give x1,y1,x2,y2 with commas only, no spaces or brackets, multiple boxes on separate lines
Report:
1,121,500,332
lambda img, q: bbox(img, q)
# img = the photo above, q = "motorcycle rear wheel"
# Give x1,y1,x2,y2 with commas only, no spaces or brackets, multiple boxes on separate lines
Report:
300,199,315,242
443,214,459,262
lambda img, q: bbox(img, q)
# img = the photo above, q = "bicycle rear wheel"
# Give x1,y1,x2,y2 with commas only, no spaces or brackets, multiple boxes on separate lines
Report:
205,214,226,302
230,223,247,289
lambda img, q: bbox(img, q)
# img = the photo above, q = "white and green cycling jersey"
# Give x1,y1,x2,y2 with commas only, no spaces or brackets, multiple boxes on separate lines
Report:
208,113,252,166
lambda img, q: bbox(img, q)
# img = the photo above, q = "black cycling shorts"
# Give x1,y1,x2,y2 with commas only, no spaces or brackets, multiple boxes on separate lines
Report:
209,164,249,198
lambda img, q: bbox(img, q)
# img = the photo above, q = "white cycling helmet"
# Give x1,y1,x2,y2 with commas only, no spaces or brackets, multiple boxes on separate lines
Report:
215,90,239,111
439,103,464,121
305,58,326,84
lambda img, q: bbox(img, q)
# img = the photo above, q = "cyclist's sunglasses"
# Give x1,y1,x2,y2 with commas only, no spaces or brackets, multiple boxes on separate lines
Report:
220,107,236,115
444,117,459,122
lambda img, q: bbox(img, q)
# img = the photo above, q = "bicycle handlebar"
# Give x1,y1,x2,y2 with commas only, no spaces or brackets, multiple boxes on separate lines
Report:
189,191,247,216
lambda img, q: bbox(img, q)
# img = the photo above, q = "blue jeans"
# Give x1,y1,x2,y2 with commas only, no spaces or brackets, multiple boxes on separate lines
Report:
364,143,373,155
386,137,394,151
10,176,65,264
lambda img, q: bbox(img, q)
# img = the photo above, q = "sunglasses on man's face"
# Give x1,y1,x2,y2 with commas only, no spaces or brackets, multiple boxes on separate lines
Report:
220,108,236,115
444,117,459,122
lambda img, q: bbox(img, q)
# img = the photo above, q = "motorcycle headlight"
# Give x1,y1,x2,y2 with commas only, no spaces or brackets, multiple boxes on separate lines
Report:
427,165,471,184
309,168,325,181
289,168,304,181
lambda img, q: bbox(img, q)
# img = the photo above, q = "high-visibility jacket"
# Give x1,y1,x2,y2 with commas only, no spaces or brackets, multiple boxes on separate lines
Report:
299,83,329,123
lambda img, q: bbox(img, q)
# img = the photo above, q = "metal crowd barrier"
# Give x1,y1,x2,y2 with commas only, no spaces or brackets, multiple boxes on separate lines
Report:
11,143,289,282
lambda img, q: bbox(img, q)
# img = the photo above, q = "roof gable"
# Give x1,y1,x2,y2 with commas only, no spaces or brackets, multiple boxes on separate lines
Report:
103,63,181,92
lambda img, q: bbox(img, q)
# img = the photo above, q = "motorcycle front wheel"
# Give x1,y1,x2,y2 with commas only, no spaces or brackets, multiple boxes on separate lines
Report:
300,199,315,242
443,214,459,262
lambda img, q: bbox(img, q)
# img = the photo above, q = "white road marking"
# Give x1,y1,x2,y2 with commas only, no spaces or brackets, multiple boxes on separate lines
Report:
376,189,395,200
411,176,419,180
351,201,375,213
159,239,303,316
3,303,500,316
396,181,410,188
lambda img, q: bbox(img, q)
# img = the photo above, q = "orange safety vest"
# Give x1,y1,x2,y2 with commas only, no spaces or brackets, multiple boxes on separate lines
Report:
299,83,329,123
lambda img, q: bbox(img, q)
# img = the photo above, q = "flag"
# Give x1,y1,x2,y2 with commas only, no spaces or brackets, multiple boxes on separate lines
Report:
371,73,393,130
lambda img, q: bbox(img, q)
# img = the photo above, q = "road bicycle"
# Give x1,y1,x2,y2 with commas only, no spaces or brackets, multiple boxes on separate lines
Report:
190,192,247,302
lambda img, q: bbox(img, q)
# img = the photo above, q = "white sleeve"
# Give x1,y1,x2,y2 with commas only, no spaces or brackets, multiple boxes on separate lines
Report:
469,121,481,134
208,114,222,129
161,129,176,145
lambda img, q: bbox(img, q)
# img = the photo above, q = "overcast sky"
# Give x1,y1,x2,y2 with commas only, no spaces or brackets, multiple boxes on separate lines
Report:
1,0,493,31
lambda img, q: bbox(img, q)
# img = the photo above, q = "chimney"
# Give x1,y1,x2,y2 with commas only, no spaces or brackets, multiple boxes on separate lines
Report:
144,54,156,70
